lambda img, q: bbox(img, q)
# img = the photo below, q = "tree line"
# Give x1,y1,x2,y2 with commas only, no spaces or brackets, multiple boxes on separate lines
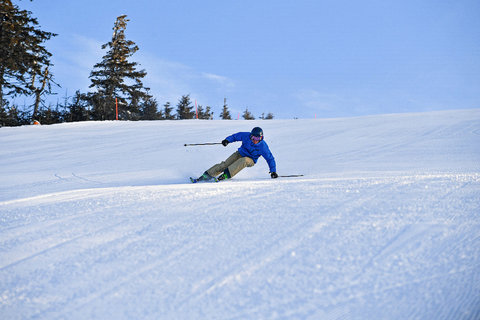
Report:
0,1,273,127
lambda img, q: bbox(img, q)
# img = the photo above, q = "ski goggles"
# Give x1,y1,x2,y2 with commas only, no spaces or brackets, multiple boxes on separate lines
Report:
251,135,263,141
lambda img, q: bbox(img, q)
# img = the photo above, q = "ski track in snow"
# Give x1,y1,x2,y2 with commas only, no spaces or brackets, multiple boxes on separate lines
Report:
1,109,480,319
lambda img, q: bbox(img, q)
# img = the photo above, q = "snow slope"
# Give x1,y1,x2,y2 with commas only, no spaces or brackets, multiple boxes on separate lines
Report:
1,109,479,319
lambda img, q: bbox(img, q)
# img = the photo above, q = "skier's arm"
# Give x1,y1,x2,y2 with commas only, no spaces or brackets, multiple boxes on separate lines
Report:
225,132,245,143
262,143,277,174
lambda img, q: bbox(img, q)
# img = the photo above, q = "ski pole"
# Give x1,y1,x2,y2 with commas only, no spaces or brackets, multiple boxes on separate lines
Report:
184,142,223,146
278,174,304,177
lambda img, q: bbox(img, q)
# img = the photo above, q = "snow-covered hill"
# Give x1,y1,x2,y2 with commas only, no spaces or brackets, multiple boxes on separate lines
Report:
1,109,479,319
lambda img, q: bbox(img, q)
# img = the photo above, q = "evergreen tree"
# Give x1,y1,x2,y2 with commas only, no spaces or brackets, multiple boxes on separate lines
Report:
37,104,63,125
0,0,57,111
140,97,160,120
0,101,18,126
157,106,164,120
265,112,274,119
0,101,29,126
259,112,274,120
66,90,90,122
197,105,213,119
89,15,150,120
204,106,213,119
85,92,104,120
0,101,8,126
163,101,175,120
220,99,232,119
176,94,195,119
242,107,255,120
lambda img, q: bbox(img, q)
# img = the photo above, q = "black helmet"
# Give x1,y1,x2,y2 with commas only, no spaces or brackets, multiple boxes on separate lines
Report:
250,127,263,141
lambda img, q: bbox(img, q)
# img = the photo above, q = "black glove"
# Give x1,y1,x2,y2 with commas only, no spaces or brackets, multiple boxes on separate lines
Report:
222,139,229,146
270,172,278,179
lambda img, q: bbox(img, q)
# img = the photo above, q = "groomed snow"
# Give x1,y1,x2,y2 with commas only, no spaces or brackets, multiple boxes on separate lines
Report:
1,109,479,319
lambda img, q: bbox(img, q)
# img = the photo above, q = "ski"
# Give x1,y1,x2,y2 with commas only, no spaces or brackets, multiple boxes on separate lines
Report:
190,174,303,183
190,177,219,183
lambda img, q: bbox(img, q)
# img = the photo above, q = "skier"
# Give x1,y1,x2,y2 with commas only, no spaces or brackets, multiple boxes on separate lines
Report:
194,127,278,182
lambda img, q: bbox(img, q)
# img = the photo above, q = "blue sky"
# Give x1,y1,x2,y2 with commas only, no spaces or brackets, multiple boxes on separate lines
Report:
19,0,480,119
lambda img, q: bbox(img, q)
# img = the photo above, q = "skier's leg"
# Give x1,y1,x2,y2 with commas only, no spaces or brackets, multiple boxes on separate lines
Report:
226,156,255,178
196,171,213,181
206,151,242,177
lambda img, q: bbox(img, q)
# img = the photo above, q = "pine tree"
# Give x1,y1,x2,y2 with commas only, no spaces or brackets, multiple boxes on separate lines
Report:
163,101,175,120
0,101,16,126
89,15,150,120
204,106,213,119
140,97,160,120
259,112,274,120
66,91,90,122
0,0,57,111
242,107,255,120
0,102,8,126
197,105,213,119
176,94,195,119
265,112,274,119
220,98,232,119
37,104,63,125
0,103,26,127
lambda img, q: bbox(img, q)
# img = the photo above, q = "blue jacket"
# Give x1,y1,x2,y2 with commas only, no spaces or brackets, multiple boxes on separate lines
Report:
225,132,277,173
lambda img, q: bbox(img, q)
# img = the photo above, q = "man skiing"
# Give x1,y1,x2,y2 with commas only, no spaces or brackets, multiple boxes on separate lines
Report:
193,127,278,182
